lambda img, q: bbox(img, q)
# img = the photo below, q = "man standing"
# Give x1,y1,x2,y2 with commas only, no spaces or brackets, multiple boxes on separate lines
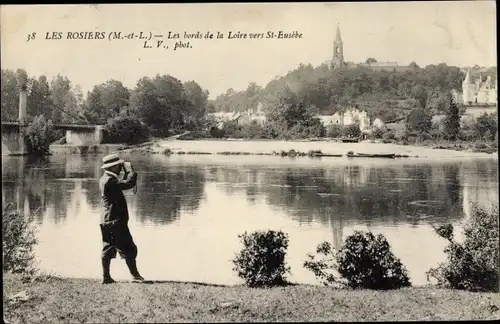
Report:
99,153,144,284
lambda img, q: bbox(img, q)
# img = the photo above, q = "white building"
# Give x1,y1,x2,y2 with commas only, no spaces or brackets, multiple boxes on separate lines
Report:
319,107,371,131
461,69,497,105
372,118,385,130
208,102,267,128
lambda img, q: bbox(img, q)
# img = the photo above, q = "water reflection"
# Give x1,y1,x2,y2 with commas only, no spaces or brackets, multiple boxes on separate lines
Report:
1,154,498,285
211,163,466,228
134,166,206,225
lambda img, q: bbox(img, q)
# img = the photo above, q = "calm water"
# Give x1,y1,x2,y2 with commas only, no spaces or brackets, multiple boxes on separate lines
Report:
2,154,498,286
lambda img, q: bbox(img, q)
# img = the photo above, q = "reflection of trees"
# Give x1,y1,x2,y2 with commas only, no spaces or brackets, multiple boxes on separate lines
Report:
261,164,467,227
461,160,499,216
205,163,473,229
135,166,205,225
1,156,84,224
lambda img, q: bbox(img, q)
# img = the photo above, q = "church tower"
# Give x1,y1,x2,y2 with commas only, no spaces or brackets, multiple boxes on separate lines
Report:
331,24,344,69
462,68,472,104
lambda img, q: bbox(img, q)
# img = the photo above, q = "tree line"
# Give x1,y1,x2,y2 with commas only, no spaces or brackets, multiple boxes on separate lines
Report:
1,61,497,149
1,68,211,136
211,62,496,122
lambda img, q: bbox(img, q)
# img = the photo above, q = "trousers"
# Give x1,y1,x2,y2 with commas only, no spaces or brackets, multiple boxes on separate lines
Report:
100,221,138,260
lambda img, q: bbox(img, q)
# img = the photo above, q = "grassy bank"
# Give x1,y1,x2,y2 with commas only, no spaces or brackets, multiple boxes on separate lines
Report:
4,274,500,322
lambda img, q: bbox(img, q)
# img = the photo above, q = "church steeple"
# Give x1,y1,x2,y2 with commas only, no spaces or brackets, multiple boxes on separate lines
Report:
335,24,342,42
331,23,344,69
463,68,471,84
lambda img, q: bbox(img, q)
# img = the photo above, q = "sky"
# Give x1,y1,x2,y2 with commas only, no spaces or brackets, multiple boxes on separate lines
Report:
1,2,497,99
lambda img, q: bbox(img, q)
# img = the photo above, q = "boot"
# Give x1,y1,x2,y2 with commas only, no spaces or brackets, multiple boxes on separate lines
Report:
102,258,116,284
126,258,144,282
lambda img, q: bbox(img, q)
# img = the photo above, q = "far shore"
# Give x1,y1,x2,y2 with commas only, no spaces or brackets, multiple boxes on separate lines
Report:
117,138,498,160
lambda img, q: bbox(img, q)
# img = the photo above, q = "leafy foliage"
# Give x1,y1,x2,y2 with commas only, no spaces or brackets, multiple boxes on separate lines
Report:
103,115,150,145
304,231,411,290
326,124,343,138
444,96,461,141
211,63,484,119
427,204,499,292
372,126,385,139
25,115,55,156
232,230,291,287
344,123,361,138
336,231,411,290
303,242,337,286
83,79,130,123
474,113,498,141
406,108,432,134
2,203,38,275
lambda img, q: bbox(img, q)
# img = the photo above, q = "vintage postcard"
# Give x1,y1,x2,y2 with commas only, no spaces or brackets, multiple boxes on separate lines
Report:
2,2,498,323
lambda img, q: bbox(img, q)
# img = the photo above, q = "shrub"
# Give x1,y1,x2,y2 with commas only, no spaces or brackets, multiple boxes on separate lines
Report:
104,115,150,145
2,203,38,274
221,121,245,139
24,114,55,156
474,113,498,141
262,121,286,140
304,231,411,290
326,124,342,138
382,130,395,140
336,231,411,289
241,120,265,139
372,126,384,139
232,230,291,287
303,241,337,286
343,123,361,138
426,204,499,292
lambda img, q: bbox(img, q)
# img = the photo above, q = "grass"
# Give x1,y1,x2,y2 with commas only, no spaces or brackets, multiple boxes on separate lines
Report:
4,273,500,322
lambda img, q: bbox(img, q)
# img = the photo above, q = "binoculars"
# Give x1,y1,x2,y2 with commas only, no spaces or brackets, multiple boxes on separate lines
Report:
123,161,133,173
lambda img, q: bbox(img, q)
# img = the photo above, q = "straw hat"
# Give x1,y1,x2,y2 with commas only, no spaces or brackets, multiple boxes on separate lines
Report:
101,153,124,169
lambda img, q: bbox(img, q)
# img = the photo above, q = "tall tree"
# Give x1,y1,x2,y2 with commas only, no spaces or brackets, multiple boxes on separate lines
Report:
28,75,52,120
182,80,209,119
1,69,20,121
49,75,72,124
444,95,460,141
406,107,432,134
130,74,187,135
83,79,130,123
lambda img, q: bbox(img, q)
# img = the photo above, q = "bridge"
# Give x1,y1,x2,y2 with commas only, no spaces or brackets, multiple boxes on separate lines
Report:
1,88,104,155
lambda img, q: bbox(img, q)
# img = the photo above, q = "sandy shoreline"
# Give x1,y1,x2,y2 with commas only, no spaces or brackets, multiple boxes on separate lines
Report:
123,138,498,159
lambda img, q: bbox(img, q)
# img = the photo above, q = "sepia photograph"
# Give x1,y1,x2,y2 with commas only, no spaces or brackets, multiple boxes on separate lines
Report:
1,2,498,322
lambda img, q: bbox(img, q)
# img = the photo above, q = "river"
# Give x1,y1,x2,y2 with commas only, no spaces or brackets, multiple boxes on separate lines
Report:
2,153,498,286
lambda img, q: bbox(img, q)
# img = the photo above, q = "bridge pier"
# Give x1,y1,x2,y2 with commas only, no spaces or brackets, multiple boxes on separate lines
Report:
7,87,29,156
95,125,104,144
19,86,28,154
3,86,105,154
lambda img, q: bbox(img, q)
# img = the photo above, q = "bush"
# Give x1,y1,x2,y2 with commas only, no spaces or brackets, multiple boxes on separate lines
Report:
326,124,342,138
103,115,150,145
303,242,337,286
2,203,38,274
343,123,361,138
241,120,265,139
24,114,55,156
474,113,498,141
304,231,411,290
232,230,291,287
426,204,499,292
382,130,395,140
372,127,384,139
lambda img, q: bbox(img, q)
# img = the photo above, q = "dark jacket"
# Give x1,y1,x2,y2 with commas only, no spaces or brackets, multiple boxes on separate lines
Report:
99,170,138,225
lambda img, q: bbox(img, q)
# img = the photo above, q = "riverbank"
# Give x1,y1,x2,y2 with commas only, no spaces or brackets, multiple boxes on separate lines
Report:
119,138,497,159
4,274,499,322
